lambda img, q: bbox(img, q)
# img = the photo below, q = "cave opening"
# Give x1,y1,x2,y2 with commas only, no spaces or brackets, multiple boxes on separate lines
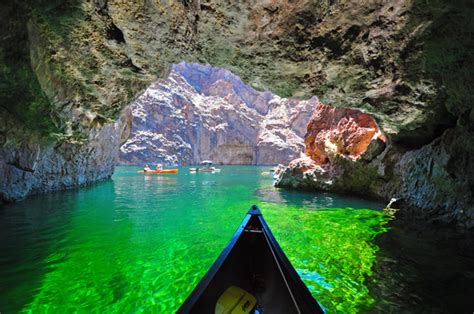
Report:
119,61,316,166
119,61,385,168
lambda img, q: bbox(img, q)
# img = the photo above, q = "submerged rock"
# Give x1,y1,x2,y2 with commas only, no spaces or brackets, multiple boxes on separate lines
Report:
119,63,316,165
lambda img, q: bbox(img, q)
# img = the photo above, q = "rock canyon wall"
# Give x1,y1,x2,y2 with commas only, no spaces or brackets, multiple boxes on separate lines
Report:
119,62,316,165
0,0,472,227
0,107,131,202
275,100,473,228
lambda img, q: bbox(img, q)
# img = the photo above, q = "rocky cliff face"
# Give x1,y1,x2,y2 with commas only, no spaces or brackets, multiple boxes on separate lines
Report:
0,107,131,202
119,62,315,165
1,0,473,226
276,120,474,228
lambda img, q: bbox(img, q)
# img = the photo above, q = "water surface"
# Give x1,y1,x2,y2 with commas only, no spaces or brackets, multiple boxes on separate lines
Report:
0,166,472,313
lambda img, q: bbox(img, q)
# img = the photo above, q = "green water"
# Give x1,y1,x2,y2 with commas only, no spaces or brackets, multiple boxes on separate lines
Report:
0,166,390,313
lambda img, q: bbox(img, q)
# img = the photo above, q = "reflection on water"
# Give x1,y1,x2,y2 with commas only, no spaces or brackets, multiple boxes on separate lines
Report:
0,190,80,312
369,218,474,313
143,175,177,182
0,166,472,312
256,187,384,210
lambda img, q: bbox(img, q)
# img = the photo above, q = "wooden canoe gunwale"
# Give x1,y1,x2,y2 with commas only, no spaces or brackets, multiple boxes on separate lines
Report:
177,205,324,313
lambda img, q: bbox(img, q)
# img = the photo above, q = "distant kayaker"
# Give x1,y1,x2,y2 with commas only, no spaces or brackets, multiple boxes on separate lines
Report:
144,164,151,172
156,164,163,171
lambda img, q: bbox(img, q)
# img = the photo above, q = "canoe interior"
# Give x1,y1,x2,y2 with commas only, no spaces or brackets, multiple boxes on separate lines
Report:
179,208,324,313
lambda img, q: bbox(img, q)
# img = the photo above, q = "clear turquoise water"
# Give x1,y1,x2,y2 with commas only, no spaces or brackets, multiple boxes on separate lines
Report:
0,166,391,313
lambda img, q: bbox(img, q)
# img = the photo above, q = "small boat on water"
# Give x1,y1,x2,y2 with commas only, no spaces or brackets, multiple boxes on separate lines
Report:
190,160,221,173
178,205,324,314
137,169,178,174
137,164,178,174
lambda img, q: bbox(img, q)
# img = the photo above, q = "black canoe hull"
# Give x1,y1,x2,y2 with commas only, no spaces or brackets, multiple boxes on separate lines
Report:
178,205,324,313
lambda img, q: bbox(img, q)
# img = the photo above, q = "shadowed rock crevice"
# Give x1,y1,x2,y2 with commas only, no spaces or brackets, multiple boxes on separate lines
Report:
106,22,125,44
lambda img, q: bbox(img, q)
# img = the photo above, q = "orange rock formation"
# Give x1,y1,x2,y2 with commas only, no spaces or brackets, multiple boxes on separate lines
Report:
304,102,386,165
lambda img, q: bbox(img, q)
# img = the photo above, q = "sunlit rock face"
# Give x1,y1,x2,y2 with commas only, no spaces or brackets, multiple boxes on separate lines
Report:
275,104,474,228
304,103,386,165
119,63,316,165
275,105,387,196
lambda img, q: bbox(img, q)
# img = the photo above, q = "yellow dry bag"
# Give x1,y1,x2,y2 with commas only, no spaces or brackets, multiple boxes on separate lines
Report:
215,286,257,314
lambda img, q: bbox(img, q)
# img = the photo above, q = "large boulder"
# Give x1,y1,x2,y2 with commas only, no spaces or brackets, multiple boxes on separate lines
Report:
304,102,386,164
274,102,390,199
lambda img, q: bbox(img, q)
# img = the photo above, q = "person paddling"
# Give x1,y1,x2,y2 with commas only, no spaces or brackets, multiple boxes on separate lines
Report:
144,164,151,172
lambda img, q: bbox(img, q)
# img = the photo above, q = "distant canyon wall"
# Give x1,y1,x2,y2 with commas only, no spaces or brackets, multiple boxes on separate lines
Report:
119,63,316,165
